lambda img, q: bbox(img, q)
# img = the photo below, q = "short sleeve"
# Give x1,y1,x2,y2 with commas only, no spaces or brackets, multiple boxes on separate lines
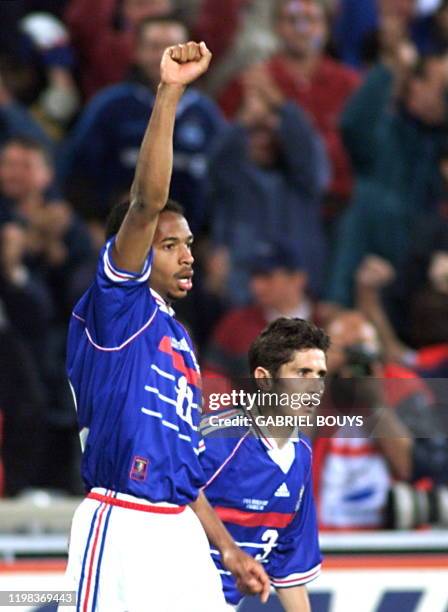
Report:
86,238,157,348
266,471,322,589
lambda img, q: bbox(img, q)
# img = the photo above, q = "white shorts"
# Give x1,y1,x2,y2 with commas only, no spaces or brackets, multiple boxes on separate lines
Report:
61,488,228,612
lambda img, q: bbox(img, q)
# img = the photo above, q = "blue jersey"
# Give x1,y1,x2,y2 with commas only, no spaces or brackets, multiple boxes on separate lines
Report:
200,409,321,606
67,238,205,505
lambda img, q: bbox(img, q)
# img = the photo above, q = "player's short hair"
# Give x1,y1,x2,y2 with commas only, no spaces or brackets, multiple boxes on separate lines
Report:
0,135,53,168
136,13,189,41
248,318,330,376
105,198,185,240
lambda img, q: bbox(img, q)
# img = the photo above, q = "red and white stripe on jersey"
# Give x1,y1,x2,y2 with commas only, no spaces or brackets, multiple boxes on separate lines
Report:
327,437,377,457
103,242,152,284
270,562,322,588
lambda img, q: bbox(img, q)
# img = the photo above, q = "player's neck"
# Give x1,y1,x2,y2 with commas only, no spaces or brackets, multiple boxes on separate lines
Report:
150,286,169,303
255,404,295,449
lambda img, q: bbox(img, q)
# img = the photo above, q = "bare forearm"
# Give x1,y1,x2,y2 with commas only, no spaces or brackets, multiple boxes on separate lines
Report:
190,491,238,558
276,586,311,612
190,491,270,602
131,83,184,213
357,286,407,360
112,42,211,272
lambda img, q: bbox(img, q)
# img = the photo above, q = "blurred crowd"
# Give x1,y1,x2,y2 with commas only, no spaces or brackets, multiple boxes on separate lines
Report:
1,0,448,531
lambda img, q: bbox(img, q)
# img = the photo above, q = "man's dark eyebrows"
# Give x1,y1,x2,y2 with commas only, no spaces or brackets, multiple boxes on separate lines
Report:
161,236,179,243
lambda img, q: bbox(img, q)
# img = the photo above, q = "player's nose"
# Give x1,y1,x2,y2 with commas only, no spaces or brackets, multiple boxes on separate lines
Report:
179,244,194,265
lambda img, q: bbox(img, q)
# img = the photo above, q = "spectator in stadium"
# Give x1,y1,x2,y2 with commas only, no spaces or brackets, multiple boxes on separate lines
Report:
326,50,448,306
314,310,418,530
191,0,278,94
209,78,329,304
0,135,94,320
0,137,95,491
0,1,70,58
337,0,439,68
0,74,52,150
203,241,320,381
218,0,361,210
332,0,379,67
62,15,224,229
356,245,448,378
65,0,174,97
0,136,54,223
19,12,81,136
423,0,448,54
0,220,52,375
0,222,50,496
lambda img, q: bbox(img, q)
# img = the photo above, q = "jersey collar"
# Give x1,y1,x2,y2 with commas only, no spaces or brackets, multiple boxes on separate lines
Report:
150,289,175,317
252,419,299,475
248,406,300,451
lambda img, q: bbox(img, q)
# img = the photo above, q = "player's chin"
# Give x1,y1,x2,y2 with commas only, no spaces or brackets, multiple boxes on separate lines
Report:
168,283,192,301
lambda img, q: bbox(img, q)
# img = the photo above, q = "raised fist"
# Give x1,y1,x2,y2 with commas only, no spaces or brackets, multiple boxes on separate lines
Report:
356,255,396,290
160,42,212,86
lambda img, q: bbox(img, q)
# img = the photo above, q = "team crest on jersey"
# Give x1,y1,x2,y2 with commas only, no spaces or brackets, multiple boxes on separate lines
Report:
130,456,149,481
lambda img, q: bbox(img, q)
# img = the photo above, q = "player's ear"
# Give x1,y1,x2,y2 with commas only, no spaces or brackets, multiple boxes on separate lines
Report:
254,367,274,391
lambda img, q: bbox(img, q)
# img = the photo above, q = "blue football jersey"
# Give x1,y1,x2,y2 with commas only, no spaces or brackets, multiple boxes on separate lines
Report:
200,409,322,606
67,238,205,505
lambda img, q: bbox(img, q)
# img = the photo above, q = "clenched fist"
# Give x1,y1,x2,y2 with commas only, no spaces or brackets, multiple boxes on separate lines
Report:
160,41,212,86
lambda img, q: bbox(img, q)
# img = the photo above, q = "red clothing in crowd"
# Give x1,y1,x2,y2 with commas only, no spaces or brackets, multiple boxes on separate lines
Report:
192,0,250,62
219,55,361,200
203,302,320,380
65,0,135,97
203,305,268,379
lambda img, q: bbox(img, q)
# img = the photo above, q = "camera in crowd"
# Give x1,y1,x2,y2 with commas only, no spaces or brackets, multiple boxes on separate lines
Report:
343,344,381,377
387,439,448,528
327,344,382,413
387,481,448,529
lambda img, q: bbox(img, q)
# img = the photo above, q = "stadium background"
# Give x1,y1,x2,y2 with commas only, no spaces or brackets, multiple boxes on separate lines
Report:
0,0,448,610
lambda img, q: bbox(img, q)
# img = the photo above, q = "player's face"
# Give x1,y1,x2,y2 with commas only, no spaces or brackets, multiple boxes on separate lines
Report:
150,212,194,301
275,349,327,415
135,23,188,86
276,0,327,58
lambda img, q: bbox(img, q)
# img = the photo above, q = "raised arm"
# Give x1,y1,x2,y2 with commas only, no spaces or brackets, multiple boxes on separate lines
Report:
112,42,212,272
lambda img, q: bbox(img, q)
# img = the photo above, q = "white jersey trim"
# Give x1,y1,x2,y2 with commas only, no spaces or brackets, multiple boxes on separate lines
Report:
141,407,201,450
103,242,152,285
270,563,321,588
202,432,250,490
83,307,158,352
299,437,313,456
